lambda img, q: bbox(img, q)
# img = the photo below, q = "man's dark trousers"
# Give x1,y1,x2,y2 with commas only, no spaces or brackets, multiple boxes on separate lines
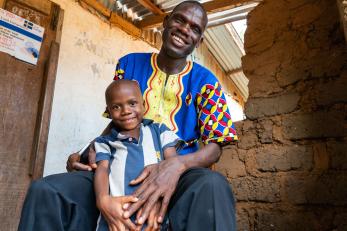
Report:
18,168,236,231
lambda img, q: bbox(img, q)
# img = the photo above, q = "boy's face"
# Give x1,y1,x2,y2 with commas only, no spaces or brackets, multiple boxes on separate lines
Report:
107,83,144,132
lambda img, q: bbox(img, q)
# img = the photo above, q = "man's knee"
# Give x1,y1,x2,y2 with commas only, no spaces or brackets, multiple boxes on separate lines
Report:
184,168,230,187
28,178,54,196
193,168,232,192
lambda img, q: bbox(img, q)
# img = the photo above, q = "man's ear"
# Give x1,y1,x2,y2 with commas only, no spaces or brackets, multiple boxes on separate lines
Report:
196,36,204,48
163,15,169,28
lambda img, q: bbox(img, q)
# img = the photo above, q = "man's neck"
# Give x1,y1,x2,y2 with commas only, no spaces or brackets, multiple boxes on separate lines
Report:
157,50,188,75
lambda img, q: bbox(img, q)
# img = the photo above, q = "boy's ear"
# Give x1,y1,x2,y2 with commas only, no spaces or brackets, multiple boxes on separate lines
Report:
103,106,111,119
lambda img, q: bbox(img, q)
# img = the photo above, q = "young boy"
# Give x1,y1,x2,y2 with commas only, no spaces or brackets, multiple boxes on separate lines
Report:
94,80,181,231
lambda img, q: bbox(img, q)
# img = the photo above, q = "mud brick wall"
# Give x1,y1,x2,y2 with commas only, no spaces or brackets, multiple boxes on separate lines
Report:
215,0,347,230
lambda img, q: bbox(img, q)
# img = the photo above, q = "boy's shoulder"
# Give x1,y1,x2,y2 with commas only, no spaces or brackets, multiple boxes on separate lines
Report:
142,119,174,135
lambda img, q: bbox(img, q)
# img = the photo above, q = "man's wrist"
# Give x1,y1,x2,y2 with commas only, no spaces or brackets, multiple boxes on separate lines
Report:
175,155,189,174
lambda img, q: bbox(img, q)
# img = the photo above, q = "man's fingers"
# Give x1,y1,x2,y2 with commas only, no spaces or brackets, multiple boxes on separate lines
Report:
124,186,156,219
130,167,151,185
136,208,143,223
66,152,81,172
88,144,97,169
158,194,172,223
136,192,161,225
146,208,155,230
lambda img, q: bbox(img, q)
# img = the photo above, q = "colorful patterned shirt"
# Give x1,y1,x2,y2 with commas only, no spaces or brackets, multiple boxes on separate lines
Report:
113,53,238,155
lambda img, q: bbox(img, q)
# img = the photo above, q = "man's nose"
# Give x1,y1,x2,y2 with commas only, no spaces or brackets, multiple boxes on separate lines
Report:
178,23,190,35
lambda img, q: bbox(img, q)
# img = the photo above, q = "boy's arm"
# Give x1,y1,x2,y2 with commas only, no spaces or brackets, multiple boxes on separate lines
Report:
94,160,110,207
95,160,139,231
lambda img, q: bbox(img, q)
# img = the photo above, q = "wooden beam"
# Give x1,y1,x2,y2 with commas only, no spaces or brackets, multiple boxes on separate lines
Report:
137,0,259,29
226,67,243,76
110,12,141,37
0,0,5,8
137,0,164,15
30,41,60,179
79,0,111,18
203,0,256,13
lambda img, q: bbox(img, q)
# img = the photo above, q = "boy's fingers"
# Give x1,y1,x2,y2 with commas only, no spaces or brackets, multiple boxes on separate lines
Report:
123,203,129,210
123,218,137,231
121,195,139,203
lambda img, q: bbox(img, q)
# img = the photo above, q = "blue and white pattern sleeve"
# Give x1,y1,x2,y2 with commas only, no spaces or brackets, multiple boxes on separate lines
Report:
94,136,112,163
159,123,184,151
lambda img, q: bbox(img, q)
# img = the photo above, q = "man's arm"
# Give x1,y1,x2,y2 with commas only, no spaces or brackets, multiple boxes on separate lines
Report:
66,121,114,172
123,142,221,225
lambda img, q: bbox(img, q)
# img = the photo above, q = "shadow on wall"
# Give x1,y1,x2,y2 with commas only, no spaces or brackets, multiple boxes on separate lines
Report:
216,0,347,230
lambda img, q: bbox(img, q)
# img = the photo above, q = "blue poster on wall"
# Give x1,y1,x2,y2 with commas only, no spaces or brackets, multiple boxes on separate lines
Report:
0,8,44,65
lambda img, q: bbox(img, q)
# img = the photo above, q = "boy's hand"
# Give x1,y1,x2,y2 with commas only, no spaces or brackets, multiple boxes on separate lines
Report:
97,195,139,231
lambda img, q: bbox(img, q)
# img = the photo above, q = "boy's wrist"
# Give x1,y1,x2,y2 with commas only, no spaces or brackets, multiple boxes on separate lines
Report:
96,194,110,209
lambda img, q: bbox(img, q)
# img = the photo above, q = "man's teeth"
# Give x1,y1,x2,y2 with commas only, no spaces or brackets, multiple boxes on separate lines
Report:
173,35,184,44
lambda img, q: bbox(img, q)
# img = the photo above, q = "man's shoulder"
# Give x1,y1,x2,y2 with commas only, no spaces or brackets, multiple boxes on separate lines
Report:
120,52,153,61
190,61,218,84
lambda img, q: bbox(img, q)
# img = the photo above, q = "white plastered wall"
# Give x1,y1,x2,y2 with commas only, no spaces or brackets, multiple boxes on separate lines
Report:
44,0,157,175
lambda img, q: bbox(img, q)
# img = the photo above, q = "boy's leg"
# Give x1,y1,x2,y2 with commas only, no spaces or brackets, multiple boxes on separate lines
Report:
18,171,98,231
167,168,236,231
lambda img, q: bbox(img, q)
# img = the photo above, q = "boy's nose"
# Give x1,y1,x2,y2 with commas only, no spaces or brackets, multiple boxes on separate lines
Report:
121,106,131,114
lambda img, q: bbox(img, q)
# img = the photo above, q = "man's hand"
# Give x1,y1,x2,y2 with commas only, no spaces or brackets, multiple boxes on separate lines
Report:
123,156,186,225
66,145,97,172
130,201,161,231
97,195,139,231
144,201,161,231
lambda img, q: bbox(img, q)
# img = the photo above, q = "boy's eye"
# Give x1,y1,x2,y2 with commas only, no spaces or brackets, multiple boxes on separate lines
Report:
112,105,120,110
129,101,137,107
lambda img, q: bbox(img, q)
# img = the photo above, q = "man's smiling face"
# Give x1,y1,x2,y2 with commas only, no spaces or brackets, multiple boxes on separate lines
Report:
161,3,207,59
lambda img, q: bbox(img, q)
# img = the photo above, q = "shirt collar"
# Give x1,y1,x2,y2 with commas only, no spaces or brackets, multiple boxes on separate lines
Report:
110,119,153,141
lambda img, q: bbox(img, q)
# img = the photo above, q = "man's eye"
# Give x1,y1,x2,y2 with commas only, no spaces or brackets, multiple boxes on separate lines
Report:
192,26,200,34
175,18,183,23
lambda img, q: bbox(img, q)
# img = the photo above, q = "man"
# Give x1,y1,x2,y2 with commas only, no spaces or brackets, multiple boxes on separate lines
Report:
18,1,238,231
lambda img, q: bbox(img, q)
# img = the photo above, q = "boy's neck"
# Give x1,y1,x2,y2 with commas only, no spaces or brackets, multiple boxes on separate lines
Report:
115,125,141,140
